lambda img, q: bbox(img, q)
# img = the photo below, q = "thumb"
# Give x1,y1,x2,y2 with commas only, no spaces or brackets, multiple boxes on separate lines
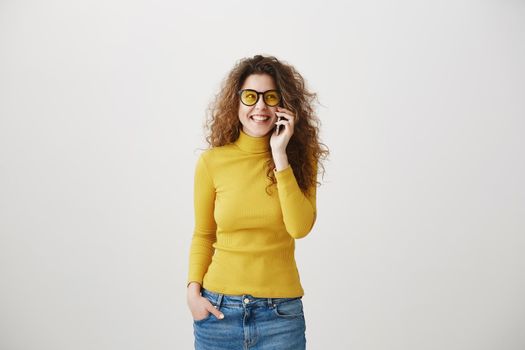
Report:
207,304,225,320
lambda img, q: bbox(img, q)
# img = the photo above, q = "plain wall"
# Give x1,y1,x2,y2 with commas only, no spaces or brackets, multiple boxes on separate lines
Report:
1,0,524,349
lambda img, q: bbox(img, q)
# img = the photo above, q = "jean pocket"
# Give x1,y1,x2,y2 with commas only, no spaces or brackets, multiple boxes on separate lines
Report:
273,298,304,318
193,311,212,324
193,292,217,324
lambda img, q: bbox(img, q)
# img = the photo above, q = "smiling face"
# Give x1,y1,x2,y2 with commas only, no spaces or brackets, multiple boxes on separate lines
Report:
238,73,279,137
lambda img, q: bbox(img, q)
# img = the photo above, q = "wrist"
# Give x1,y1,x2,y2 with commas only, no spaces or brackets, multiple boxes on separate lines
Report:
187,281,202,296
272,150,287,158
272,152,288,171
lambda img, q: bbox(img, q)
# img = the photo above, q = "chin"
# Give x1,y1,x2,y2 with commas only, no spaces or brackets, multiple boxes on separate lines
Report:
243,126,272,137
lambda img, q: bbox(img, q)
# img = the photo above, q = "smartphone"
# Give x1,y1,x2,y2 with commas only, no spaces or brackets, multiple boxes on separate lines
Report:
275,116,283,135
274,100,285,135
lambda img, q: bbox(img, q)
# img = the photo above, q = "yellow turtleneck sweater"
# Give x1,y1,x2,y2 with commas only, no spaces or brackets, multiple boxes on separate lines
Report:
187,129,317,297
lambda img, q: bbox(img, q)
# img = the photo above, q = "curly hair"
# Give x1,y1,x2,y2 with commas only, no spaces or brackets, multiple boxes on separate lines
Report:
201,54,329,196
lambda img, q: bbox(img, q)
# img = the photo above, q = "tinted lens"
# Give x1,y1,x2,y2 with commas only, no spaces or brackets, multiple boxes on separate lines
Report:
264,90,281,106
240,90,258,106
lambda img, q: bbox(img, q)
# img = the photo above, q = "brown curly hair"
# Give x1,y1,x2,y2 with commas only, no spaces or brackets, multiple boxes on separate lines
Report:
201,54,329,196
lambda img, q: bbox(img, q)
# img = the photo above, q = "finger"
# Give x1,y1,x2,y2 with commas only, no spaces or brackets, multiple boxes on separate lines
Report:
275,120,293,131
207,304,225,320
275,121,292,134
276,111,292,119
276,107,295,115
276,107,293,115
275,117,291,124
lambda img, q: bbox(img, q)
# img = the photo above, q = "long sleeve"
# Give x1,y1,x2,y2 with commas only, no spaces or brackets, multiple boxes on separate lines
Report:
187,154,217,286
274,163,317,239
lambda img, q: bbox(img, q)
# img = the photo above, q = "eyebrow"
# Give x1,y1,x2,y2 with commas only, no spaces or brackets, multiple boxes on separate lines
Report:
242,89,278,93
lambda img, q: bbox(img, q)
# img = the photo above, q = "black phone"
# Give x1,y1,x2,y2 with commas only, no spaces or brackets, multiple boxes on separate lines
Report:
274,100,285,135
275,116,283,135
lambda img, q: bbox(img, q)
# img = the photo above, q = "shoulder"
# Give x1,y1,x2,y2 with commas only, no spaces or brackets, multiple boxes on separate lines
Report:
197,143,236,165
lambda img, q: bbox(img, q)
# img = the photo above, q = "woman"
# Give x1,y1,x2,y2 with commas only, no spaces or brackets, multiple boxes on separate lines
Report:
186,54,328,350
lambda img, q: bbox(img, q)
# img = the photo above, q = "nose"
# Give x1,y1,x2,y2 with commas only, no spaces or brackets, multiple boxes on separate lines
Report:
254,94,269,109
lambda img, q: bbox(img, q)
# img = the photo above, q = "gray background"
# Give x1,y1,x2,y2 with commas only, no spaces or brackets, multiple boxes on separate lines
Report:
1,0,524,349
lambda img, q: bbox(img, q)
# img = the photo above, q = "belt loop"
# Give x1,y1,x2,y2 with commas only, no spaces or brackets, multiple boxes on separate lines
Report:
267,297,273,307
216,293,224,309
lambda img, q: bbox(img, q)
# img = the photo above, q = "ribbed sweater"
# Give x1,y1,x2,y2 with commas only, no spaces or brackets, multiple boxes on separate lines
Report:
187,129,317,297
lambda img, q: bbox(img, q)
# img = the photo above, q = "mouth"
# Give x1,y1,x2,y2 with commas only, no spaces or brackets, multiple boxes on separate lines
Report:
250,114,272,123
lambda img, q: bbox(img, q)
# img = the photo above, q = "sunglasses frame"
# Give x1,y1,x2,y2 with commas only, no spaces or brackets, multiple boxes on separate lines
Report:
237,89,282,107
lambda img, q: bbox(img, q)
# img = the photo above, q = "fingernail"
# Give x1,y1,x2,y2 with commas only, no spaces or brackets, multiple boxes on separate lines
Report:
218,313,224,319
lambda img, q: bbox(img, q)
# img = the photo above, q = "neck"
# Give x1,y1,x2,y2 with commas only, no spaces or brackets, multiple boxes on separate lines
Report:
234,129,271,154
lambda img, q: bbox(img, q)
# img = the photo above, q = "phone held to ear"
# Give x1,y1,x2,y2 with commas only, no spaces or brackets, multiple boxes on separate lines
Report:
274,101,285,135
275,116,283,135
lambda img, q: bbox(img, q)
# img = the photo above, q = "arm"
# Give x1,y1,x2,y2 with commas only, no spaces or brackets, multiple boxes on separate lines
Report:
271,107,318,238
273,155,318,239
187,153,217,286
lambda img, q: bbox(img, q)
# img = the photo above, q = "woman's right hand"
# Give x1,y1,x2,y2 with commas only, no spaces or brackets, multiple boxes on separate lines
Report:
187,282,225,321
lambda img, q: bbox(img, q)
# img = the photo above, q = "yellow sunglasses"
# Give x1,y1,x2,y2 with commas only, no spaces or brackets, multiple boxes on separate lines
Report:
238,89,282,107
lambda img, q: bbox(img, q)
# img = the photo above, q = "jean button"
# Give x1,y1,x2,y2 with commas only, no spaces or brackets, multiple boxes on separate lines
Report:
243,298,250,304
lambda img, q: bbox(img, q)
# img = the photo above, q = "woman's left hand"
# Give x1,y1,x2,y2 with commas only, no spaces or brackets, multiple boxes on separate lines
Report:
270,107,296,154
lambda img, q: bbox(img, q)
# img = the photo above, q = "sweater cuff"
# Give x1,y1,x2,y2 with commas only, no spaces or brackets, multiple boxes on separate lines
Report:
187,271,204,287
273,165,296,188
187,280,202,288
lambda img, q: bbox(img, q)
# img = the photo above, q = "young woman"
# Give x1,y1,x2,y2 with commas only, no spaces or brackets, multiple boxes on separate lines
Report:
186,54,328,350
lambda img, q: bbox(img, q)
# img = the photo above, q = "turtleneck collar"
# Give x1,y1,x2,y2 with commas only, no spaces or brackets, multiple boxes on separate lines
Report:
233,129,271,154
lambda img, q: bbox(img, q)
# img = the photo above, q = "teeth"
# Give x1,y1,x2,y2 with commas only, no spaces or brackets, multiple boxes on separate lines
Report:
251,116,269,121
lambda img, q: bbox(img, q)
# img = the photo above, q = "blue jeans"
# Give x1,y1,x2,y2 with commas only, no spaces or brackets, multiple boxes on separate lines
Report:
193,288,306,350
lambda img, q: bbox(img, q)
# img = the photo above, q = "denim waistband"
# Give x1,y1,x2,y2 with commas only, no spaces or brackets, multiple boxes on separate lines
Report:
201,288,302,308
